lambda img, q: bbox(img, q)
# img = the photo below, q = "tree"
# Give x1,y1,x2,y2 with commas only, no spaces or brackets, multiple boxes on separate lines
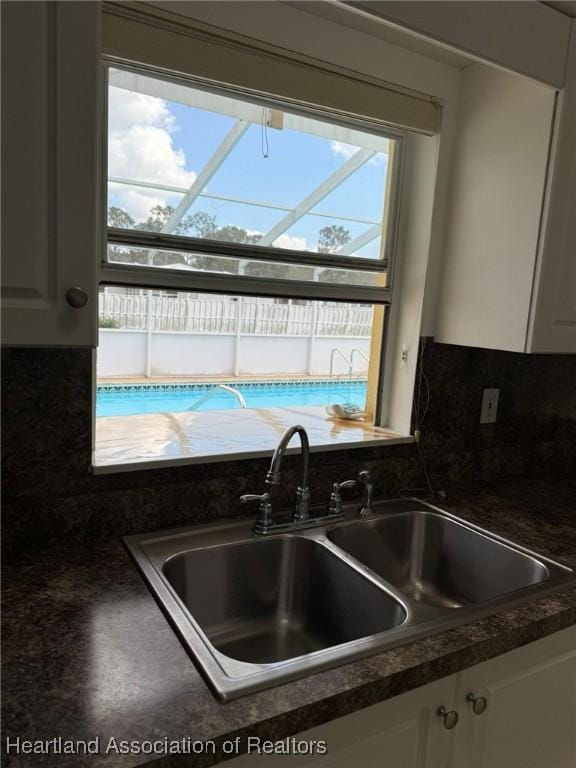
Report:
317,225,351,254
137,204,173,233
315,225,380,285
317,268,376,286
244,261,315,282
186,211,217,239
107,207,144,265
106,205,185,267
105,205,361,284
108,206,135,229
185,211,261,245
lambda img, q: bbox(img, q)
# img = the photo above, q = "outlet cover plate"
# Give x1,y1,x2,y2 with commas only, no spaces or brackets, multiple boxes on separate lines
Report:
480,388,500,424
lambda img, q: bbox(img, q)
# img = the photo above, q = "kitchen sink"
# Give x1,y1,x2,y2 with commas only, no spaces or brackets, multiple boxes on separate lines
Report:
125,499,574,700
327,510,550,609
163,536,406,665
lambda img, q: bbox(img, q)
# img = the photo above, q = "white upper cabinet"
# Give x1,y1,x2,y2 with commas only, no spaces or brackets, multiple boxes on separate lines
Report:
433,65,555,352
1,1,100,347
527,24,576,353
433,24,576,355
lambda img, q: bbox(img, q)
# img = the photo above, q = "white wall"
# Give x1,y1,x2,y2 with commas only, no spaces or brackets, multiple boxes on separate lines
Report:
97,331,147,377
238,337,309,376
97,330,370,378
151,334,235,376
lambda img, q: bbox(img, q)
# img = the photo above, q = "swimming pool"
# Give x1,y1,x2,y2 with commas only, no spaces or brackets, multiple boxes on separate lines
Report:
96,379,367,417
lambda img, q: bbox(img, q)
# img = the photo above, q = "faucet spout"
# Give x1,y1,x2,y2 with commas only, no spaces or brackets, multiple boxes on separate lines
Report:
242,424,359,534
266,425,310,521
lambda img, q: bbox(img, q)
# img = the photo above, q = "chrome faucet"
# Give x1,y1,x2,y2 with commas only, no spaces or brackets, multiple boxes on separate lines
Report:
242,424,352,535
241,425,375,535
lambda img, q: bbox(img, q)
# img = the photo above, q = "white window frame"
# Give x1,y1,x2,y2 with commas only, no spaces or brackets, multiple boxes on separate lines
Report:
99,61,407,427
94,57,438,473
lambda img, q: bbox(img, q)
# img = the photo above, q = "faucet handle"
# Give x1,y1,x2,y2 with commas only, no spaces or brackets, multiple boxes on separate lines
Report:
336,479,358,491
329,479,357,516
240,492,270,504
240,492,273,533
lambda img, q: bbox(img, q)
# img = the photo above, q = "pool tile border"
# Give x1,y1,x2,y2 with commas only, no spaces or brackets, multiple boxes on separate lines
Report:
96,378,368,395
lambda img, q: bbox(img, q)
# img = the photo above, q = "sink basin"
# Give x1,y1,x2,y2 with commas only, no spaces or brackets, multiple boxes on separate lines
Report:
328,510,550,608
163,536,406,664
125,500,573,699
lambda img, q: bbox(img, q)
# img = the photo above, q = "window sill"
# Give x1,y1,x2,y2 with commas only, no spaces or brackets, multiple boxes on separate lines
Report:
92,405,414,474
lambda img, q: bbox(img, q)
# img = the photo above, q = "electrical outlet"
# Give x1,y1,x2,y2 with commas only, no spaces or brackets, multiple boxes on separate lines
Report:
480,388,500,424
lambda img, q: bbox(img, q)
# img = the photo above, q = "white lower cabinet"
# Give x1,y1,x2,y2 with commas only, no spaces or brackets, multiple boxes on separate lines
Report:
227,675,456,768
225,627,576,768
453,626,576,768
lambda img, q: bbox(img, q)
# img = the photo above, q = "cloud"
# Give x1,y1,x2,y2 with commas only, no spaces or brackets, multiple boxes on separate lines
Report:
108,188,168,222
108,88,174,132
108,88,195,221
330,140,359,160
245,230,309,251
109,125,194,187
330,140,387,166
273,233,309,251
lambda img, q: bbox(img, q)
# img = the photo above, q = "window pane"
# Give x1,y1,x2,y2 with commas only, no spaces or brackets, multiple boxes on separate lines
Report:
107,68,392,260
106,244,388,289
97,289,379,418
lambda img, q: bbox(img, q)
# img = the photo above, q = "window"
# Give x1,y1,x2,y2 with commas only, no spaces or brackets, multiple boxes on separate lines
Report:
96,64,407,469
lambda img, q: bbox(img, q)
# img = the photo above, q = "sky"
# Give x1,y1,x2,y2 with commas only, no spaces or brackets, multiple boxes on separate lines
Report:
107,73,390,259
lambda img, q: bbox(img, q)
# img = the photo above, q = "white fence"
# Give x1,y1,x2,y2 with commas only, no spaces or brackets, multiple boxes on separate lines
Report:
99,293,374,336
98,293,373,379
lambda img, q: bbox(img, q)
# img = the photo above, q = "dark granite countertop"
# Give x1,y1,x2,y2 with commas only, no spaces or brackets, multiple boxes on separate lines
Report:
3,477,576,768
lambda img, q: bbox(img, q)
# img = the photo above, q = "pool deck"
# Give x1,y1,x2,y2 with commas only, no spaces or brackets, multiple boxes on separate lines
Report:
93,405,411,472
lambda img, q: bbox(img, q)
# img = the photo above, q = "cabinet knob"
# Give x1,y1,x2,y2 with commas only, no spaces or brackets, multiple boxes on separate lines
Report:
466,693,488,715
66,287,88,309
437,706,459,730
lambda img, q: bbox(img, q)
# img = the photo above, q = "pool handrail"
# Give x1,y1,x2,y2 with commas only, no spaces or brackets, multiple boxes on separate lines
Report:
329,347,353,377
187,384,247,411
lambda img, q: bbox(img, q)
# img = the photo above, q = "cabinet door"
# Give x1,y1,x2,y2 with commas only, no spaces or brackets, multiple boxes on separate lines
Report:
453,627,576,768
528,23,576,354
224,677,456,768
1,1,100,347
433,64,555,353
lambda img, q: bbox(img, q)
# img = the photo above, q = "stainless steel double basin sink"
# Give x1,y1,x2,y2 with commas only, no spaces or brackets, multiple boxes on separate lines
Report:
125,499,574,700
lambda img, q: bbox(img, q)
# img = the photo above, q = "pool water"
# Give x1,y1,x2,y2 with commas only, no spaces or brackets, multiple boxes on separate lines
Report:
96,380,368,417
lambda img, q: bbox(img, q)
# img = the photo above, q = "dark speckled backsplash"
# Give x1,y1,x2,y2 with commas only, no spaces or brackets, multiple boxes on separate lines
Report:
2,342,575,556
